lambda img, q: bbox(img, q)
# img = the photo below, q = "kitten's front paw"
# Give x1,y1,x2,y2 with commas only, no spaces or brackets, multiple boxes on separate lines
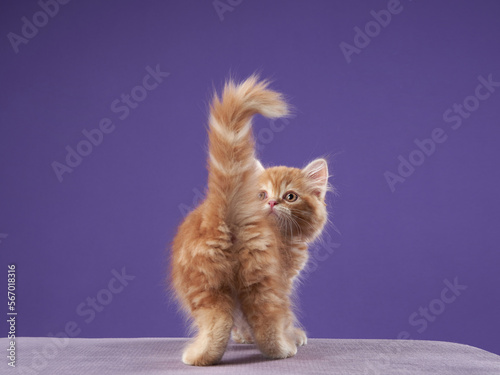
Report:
292,328,308,347
182,340,222,366
258,335,297,359
232,327,254,344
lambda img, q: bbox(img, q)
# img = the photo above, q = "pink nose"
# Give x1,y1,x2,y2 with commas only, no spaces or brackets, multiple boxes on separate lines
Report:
268,200,277,208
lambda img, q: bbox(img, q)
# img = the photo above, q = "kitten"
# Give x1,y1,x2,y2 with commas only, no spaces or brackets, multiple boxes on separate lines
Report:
170,76,329,366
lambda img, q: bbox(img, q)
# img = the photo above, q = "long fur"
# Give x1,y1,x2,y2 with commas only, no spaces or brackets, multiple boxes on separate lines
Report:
205,75,289,226
170,76,330,366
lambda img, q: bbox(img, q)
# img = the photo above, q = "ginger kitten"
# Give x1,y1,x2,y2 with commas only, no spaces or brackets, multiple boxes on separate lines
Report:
170,76,329,366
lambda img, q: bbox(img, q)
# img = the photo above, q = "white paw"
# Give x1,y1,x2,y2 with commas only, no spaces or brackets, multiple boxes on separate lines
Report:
259,335,297,359
181,343,202,366
182,341,222,366
283,338,298,357
293,328,308,347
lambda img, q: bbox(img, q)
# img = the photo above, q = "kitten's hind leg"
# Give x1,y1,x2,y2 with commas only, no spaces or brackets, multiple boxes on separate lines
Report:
182,289,234,366
238,283,297,359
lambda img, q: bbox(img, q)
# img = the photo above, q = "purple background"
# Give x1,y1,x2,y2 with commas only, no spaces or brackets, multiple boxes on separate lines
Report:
1,0,500,355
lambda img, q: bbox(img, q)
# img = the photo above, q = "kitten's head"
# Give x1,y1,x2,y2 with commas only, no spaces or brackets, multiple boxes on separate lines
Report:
257,159,330,242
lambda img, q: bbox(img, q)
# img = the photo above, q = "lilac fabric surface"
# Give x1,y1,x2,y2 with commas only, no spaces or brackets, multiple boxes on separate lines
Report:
3,337,500,375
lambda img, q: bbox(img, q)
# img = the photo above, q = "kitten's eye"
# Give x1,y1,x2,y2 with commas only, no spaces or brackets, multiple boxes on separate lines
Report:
283,191,298,202
258,191,268,200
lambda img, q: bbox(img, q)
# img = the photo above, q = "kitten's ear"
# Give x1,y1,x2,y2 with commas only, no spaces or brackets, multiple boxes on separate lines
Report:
255,159,265,172
303,158,329,198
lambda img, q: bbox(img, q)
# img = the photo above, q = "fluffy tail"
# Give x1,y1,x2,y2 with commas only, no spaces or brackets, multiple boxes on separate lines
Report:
205,75,289,225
